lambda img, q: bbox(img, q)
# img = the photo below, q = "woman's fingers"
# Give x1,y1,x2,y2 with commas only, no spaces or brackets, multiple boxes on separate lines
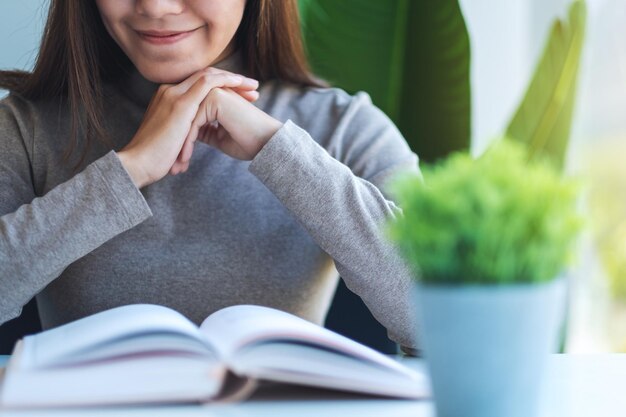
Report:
173,67,258,95
196,118,250,160
206,127,250,160
235,89,260,102
179,72,249,114
119,65,262,186
171,121,200,174
167,76,256,176
180,125,198,163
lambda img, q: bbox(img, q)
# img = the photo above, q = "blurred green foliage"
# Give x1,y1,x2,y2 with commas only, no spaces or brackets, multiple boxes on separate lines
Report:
298,0,471,162
507,0,586,168
386,139,582,285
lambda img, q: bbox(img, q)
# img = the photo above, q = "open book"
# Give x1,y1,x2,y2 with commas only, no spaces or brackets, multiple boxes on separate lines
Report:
0,304,429,408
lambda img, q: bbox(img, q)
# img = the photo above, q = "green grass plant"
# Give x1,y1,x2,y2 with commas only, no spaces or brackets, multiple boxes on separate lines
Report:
386,139,582,285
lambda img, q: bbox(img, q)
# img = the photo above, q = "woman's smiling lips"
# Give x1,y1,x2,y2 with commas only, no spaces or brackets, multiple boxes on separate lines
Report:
136,27,201,45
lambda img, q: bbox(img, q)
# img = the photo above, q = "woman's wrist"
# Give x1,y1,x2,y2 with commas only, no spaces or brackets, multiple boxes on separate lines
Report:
116,150,149,189
252,117,284,158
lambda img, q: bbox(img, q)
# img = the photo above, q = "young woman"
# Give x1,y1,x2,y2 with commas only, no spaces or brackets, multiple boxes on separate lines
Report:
0,0,420,353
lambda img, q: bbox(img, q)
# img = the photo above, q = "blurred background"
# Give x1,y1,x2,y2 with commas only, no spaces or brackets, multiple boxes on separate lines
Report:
2,0,626,353
0,1,46,99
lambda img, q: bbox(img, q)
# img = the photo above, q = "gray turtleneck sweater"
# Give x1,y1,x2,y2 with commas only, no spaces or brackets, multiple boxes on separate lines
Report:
0,52,421,350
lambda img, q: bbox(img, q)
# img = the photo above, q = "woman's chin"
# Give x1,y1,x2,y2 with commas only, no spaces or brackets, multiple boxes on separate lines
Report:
136,65,198,84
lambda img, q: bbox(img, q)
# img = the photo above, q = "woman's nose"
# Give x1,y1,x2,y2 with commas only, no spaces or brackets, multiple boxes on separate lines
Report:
135,0,184,18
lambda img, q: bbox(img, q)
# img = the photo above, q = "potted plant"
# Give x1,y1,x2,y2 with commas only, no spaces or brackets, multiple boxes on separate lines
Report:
386,139,582,417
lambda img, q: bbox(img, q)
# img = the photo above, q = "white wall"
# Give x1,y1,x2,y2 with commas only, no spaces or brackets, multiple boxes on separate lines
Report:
0,1,49,98
565,0,626,353
459,0,573,155
569,0,626,155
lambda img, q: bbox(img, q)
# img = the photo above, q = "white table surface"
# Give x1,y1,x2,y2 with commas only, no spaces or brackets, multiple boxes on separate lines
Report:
2,354,626,417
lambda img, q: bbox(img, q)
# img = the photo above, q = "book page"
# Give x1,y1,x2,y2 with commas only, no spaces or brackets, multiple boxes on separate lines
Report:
199,305,413,377
232,342,429,399
20,304,213,370
1,355,225,408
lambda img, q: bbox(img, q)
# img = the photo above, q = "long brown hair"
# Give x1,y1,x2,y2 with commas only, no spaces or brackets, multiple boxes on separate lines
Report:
0,0,323,169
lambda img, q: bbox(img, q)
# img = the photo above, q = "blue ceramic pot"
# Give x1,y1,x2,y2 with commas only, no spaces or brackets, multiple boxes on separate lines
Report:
414,278,566,417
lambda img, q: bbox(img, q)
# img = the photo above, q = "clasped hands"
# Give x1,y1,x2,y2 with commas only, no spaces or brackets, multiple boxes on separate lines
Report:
117,66,283,189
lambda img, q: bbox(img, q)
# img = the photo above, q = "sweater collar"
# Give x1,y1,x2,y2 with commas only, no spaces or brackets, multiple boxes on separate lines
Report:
118,49,246,108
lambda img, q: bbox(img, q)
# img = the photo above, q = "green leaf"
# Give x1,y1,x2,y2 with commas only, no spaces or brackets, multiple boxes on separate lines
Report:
298,0,471,162
398,0,472,163
505,0,587,169
298,0,410,120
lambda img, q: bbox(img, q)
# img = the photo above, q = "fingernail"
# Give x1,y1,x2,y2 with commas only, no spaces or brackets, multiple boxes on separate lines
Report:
243,78,259,88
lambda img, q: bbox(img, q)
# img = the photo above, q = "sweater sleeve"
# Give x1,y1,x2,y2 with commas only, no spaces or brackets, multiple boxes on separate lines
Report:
0,100,153,325
248,91,421,351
